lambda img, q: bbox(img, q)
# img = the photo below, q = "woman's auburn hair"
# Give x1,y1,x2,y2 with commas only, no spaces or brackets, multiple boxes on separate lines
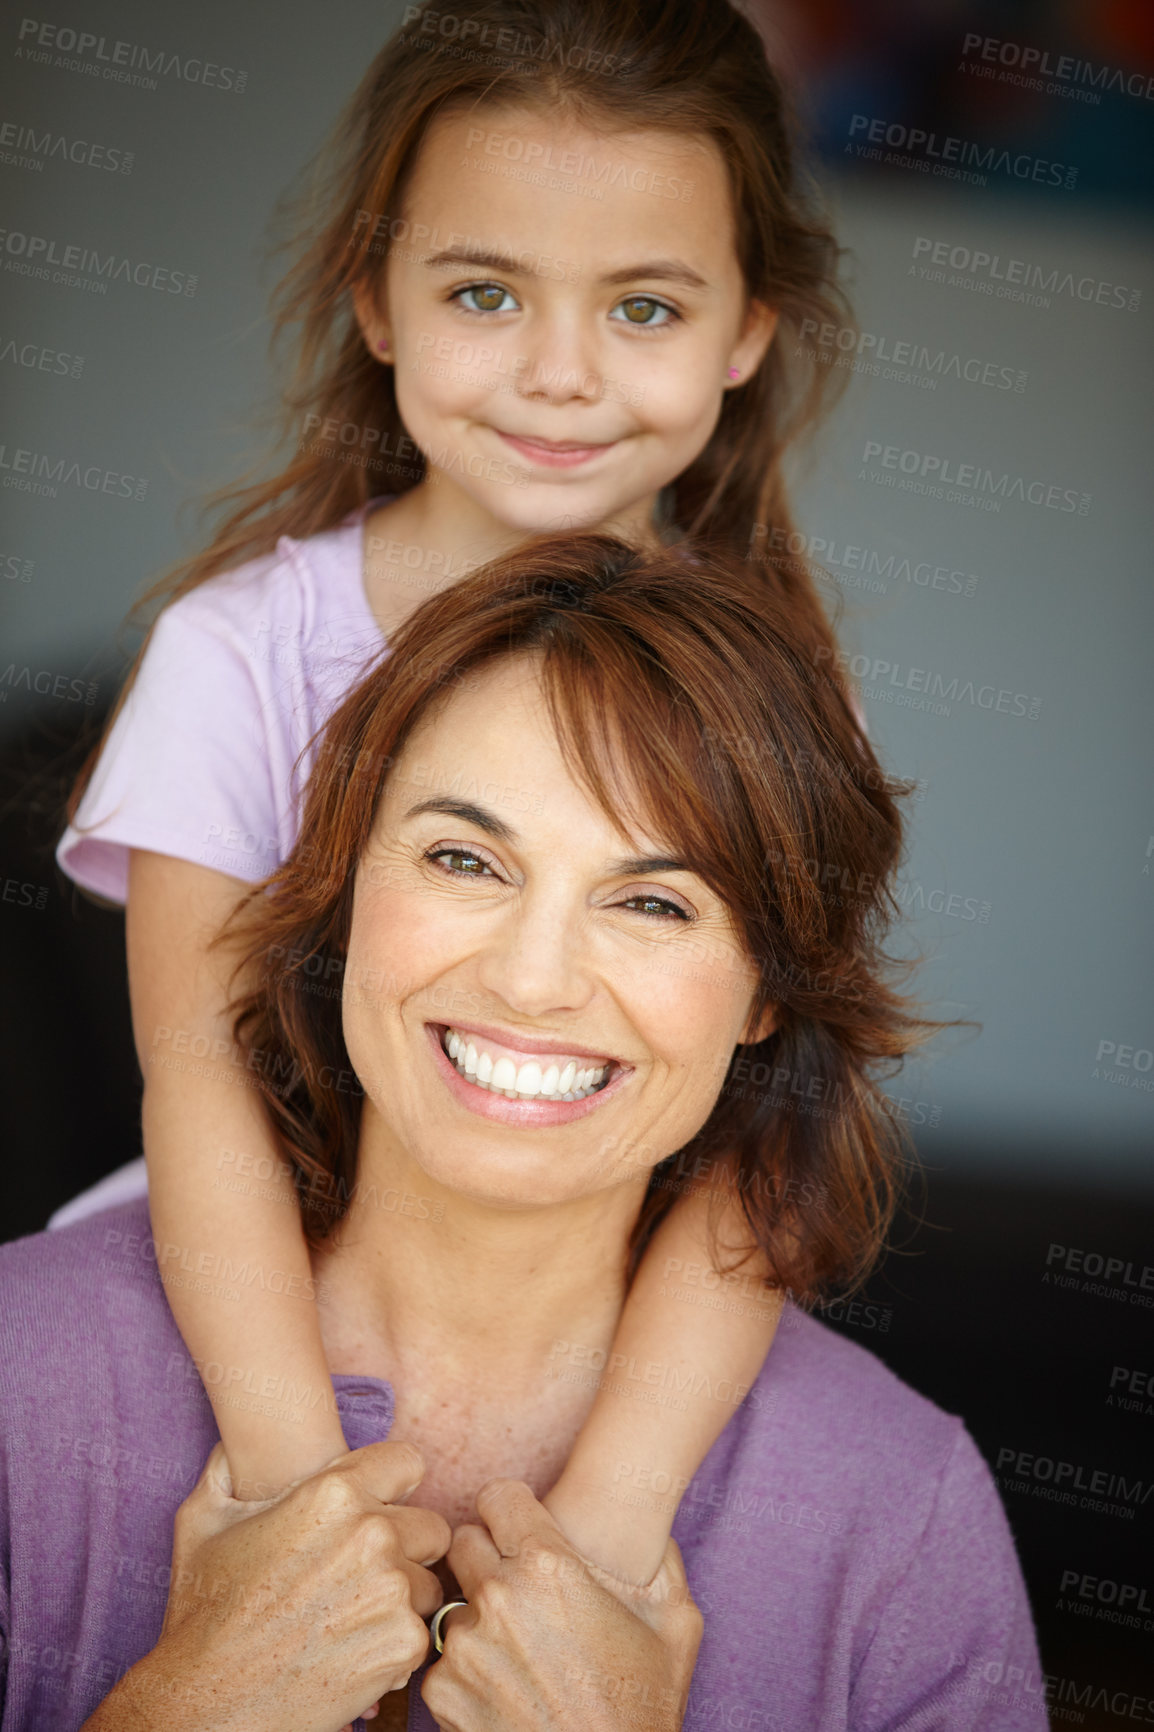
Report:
69,0,854,823
225,533,935,1302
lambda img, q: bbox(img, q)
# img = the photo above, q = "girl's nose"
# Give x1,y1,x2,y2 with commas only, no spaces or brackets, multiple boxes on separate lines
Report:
515,321,602,406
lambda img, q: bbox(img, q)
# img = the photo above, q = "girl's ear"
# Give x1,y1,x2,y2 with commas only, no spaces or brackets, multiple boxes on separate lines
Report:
740,999,779,1046
352,279,392,361
725,299,778,386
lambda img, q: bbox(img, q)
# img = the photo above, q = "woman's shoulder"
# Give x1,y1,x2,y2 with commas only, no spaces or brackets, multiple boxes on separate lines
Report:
683,1303,984,1559
732,1303,973,1501
0,1198,182,1380
769,1302,963,1458
680,1310,1041,1723
0,1202,216,1728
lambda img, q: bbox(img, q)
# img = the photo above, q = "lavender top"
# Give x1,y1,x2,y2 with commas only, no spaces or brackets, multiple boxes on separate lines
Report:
1,1199,1045,1731
56,503,390,904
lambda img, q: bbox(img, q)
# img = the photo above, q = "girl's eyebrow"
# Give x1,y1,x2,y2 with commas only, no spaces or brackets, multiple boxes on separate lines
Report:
424,246,709,291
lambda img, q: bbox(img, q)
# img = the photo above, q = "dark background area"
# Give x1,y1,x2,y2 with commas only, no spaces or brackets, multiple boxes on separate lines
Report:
1,0,1152,1723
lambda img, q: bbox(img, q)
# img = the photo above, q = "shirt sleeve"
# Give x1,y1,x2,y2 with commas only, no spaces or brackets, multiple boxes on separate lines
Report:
56,595,285,906
851,1428,1047,1731
0,1427,8,1728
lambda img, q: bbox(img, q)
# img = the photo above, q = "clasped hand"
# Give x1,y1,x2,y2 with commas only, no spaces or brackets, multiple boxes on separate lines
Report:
125,1442,700,1732
423,1477,702,1732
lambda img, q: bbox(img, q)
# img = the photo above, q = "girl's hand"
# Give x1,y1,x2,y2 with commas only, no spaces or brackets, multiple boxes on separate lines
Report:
423,1479,703,1732
87,1439,450,1732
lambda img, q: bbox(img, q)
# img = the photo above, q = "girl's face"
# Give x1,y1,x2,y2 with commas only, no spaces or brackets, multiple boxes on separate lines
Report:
357,107,776,541
342,655,773,1211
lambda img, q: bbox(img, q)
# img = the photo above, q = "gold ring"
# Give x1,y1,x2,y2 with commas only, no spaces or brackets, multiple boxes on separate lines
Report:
429,1599,469,1654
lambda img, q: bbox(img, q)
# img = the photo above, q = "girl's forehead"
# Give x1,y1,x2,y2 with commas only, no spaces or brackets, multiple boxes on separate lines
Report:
391,108,739,291
411,102,729,194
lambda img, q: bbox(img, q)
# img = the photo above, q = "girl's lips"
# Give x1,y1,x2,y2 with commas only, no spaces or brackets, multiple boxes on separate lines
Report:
425,1022,631,1127
494,430,617,469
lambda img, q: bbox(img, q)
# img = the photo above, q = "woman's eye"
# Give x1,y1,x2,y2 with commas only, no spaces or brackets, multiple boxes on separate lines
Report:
617,892,692,921
426,847,495,878
452,283,518,314
611,296,677,327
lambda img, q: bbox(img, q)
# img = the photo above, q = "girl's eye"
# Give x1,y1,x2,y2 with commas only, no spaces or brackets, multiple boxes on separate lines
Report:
426,846,497,879
452,283,519,314
611,296,678,327
616,892,693,922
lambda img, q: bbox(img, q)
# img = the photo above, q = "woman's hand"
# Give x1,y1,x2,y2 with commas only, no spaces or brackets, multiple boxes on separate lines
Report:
84,1438,450,1732
422,1480,703,1732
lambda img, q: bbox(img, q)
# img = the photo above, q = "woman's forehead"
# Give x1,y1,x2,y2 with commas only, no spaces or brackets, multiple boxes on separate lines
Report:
383,656,685,857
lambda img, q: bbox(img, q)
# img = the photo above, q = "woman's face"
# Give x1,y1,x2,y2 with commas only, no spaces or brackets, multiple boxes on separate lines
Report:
356,105,776,542
342,656,769,1209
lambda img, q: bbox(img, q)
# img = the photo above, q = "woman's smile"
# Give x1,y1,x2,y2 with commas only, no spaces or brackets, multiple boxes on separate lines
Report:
425,1019,634,1127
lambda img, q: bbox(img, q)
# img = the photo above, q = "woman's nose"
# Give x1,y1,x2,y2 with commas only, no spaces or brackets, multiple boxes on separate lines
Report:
474,897,595,1019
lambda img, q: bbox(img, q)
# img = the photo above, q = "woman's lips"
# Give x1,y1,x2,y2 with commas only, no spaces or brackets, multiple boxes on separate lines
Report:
494,430,617,469
425,1023,631,1127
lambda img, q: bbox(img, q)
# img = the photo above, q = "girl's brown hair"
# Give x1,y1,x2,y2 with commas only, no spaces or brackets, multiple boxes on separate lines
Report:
226,534,931,1303
70,0,852,821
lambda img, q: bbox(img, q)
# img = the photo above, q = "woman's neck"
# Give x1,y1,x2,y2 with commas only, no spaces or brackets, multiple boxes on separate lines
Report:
311,1116,642,1402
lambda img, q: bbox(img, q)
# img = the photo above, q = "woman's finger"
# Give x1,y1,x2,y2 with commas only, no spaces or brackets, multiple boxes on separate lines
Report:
648,1534,691,1598
397,1557,446,1620
445,1519,502,1597
381,1499,452,1566
326,1438,429,1506
632,1536,705,1650
472,1477,570,1561
587,1531,693,1609
187,1440,238,1506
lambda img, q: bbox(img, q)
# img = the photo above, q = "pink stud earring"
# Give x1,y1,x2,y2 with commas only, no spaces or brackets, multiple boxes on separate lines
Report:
378,339,390,354
727,366,740,379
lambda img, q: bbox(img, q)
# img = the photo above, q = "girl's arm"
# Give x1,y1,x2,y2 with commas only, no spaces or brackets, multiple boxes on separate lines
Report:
126,849,349,1501
544,1174,782,1586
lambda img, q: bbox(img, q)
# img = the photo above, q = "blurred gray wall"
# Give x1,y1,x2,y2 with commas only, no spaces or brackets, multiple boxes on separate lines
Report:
1,1,1151,1186
790,182,1153,1187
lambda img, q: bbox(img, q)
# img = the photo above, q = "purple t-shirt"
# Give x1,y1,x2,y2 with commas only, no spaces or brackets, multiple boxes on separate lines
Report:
0,1200,1046,1731
57,502,390,904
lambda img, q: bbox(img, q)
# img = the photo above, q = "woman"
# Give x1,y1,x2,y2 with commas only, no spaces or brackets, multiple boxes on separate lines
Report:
0,537,1044,1730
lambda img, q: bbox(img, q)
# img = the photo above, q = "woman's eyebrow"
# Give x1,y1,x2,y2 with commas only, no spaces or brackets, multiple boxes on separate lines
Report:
423,246,709,291
404,795,516,841
608,854,693,876
402,800,691,877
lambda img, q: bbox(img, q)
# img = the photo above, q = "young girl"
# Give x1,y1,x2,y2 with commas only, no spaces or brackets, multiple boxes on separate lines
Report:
59,0,855,1669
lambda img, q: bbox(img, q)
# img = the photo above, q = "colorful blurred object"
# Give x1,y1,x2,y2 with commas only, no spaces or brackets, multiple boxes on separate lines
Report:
745,0,1154,202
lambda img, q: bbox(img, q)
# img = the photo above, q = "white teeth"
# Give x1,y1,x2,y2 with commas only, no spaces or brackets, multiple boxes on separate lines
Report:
490,1056,516,1091
442,1029,610,1101
515,1061,543,1098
